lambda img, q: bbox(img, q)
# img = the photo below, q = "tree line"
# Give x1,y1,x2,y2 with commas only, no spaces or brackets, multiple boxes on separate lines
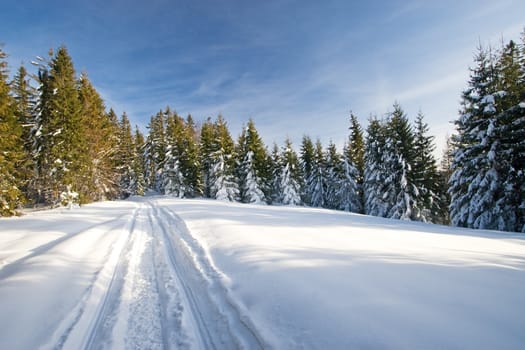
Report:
0,30,524,232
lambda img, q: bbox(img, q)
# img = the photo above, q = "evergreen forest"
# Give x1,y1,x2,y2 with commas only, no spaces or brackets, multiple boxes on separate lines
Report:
1,31,524,233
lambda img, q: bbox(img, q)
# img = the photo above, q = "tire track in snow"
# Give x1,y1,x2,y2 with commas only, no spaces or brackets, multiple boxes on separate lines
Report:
151,200,266,350
111,200,189,350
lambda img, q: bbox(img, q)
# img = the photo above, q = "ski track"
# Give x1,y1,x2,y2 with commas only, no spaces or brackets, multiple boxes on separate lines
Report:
39,197,264,350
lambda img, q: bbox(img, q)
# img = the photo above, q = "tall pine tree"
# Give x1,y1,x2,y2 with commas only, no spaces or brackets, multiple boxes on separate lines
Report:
0,47,25,215
34,46,87,205
237,119,268,204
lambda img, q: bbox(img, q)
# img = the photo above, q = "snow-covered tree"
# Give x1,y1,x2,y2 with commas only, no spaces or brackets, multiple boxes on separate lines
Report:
307,139,326,208
200,117,216,198
364,117,388,217
348,112,365,188
300,135,315,205
412,111,441,222
449,45,501,229
381,103,418,220
279,138,301,205
34,46,87,205
324,141,342,210
237,120,268,204
116,112,135,198
209,116,238,201
269,143,282,204
143,109,167,192
130,127,146,196
337,142,362,213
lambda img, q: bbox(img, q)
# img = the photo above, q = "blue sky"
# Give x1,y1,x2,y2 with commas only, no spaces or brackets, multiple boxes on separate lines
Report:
2,0,524,157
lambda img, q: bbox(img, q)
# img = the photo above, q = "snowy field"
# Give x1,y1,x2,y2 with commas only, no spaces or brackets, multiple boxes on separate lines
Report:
0,196,524,349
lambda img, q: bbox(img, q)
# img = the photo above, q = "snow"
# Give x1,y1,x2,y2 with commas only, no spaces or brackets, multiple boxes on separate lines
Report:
1,196,524,349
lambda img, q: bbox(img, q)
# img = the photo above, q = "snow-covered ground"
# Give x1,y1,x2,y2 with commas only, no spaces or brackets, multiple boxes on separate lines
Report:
1,196,524,349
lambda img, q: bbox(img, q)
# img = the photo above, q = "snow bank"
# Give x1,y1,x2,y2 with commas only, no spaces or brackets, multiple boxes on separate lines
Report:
163,198,525,350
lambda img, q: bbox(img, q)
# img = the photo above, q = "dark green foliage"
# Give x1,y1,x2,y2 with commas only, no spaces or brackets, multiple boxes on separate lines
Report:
413,111,441,222
78,73,120,201
300,135,315,205
11,65,36,203
0,47,25,215
237,119,269,204
34,46,88,204
449,37,525,232
348,112,365,185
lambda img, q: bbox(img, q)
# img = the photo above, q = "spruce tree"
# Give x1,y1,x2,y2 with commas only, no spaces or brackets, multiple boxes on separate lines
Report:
34,46,86,205
338,142,362,213
300,135,315,205
200,117,215,198
449,46,501,229
324,141,342,209
209,116,238,201
180,114,202,197
0,47,25,215
163,110,186,196
144,109,166,192
437,135,455,224
348,112,365,187
269,143,281,204
307,139,326,208
116,112,135,198
492,38,525,231
279,138,302,205
381,103,418,220
412,111,441,222
131,127,146,196
237,119,268,204
78,72,119,201
364,116,388,217
11,65,37,202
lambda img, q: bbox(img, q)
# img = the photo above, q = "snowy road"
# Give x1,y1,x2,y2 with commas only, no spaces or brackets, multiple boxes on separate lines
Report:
0,197,263,350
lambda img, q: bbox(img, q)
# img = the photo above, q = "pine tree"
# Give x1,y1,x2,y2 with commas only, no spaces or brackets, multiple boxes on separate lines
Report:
381,103,418,220
200,117,215,198
179,114,202,197
116,112,135,198
131,127,146,196
11,65,37,200
437,135,455,224
279,138,302,205
144,109,167,192
324,141,342,209
34,46,87,205
449,45,502,229
338,142,362,213
491,38,525,232
269,143,281,204
78,72,119,201
162,110,186,196
307,139,326,208
412,111,441,222
364,116,388,217
348,112,365,187
237,119,268,204
300,135,315,205
209,115,238,201
0,47,25,215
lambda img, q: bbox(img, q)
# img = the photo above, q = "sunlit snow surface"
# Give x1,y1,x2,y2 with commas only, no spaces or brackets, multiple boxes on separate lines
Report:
0,196,524,349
